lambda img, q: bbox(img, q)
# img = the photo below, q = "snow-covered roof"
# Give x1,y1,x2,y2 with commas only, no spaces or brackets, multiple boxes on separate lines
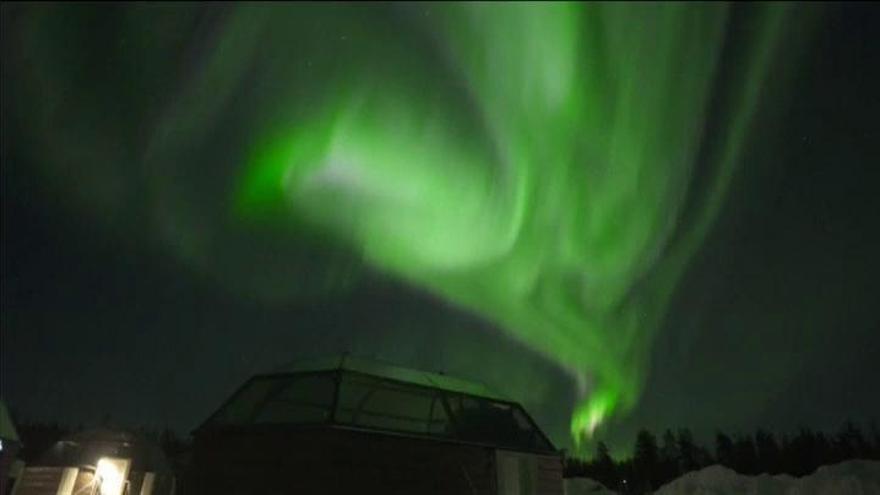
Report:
37,428,172,473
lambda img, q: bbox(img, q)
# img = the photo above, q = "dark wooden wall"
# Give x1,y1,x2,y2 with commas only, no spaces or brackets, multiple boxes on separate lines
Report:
186,426,549,495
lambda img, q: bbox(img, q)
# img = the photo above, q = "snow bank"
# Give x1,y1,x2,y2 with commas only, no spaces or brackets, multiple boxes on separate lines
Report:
564,477,617,494
656,459,880,495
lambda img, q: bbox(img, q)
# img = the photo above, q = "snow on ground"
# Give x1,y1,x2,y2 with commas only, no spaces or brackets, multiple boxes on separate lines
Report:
564,477,617,494
656,459,880,495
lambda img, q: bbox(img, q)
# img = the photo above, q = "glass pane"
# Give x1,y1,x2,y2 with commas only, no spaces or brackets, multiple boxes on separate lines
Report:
449,396,509,444
447,395,548,450
428,396,451,435
511,406,553,451
357,386,433,432
336,374,439,434
210,377,285,425
335,374,375,424
254,374,335,424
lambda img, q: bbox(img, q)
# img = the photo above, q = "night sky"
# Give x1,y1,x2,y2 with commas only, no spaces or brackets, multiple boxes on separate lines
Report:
2,3,879,456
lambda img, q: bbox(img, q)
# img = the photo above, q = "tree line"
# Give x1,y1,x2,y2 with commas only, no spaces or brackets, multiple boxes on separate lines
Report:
564,421,880,494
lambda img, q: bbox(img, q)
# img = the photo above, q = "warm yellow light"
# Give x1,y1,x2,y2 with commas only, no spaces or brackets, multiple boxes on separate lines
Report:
96,457,129,495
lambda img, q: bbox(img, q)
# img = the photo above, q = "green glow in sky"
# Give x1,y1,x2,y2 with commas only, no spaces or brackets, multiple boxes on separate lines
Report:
236,3,791,448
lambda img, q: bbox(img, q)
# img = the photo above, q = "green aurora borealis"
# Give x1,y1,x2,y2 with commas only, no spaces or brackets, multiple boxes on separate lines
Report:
235,2,792,444
7,1,865,455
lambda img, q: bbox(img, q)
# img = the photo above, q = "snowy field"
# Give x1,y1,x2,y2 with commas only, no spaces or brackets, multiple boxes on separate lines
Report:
565,459,880,495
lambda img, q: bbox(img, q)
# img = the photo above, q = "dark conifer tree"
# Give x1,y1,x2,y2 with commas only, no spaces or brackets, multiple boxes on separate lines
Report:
593,441,618,489
715,431,735,468
732,435,758,475
869,421,880,459
755,429,782,474
677,428,700,472
836,421,871,460
633,429,661,491
659,429,681,483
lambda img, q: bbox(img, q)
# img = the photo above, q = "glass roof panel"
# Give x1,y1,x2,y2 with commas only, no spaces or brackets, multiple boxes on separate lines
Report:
202,366,555,453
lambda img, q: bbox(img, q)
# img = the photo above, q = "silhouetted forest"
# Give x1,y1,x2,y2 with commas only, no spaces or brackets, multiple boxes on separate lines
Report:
564,421,880,493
